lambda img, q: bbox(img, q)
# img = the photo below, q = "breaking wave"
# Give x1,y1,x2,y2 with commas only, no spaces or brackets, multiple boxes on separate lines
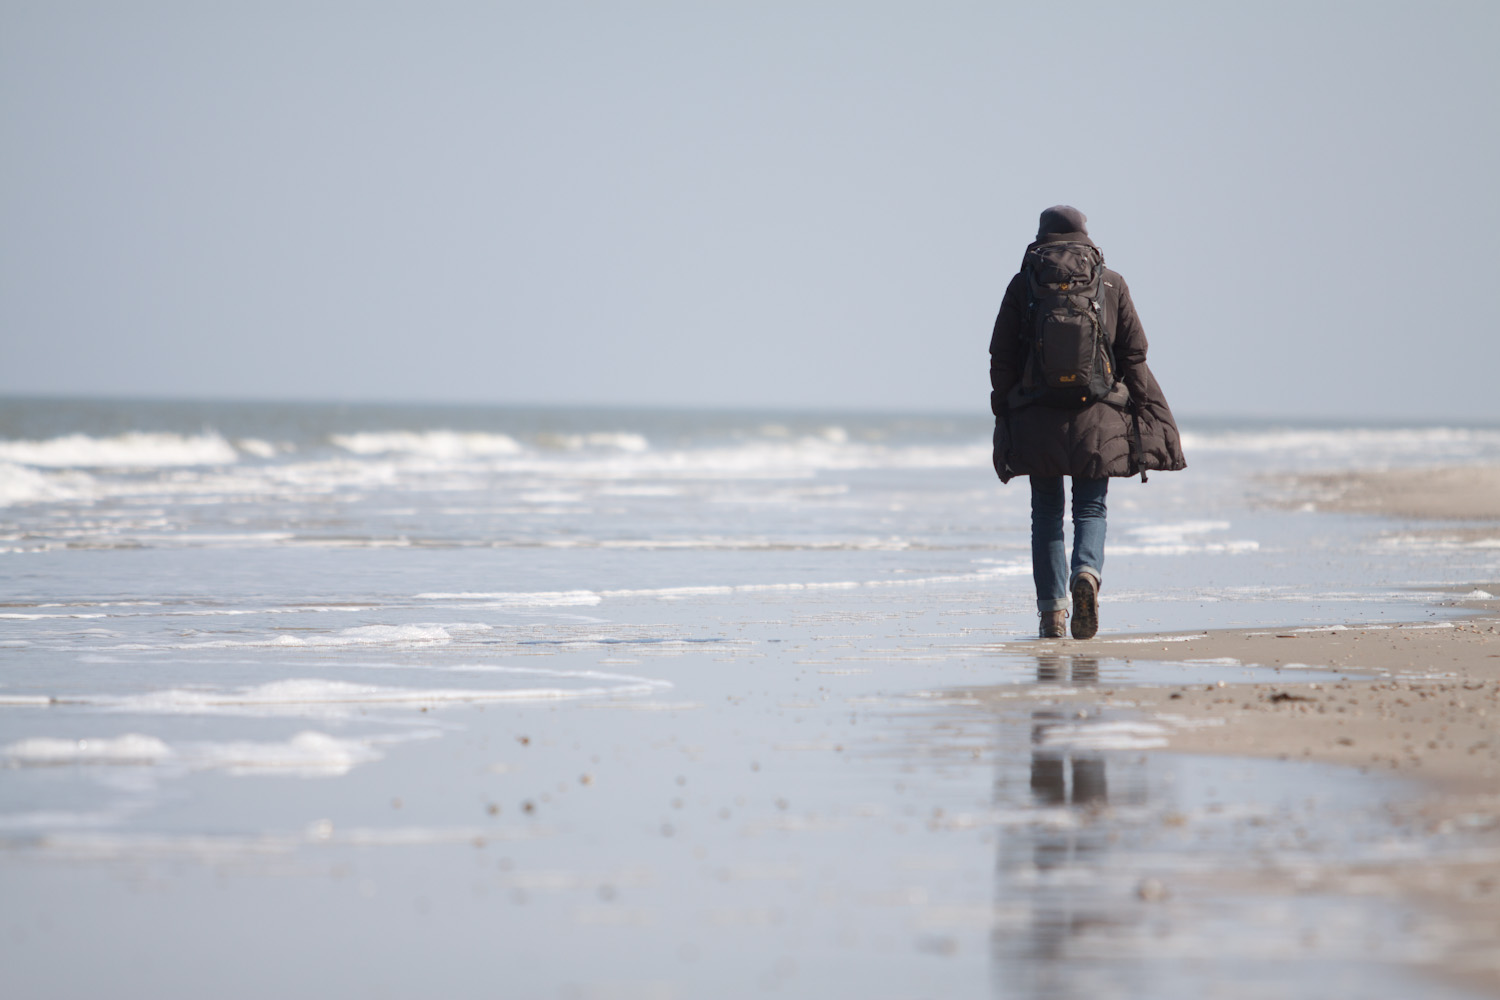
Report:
0,432,239,469
1179,426,1500,467
330,430,525,458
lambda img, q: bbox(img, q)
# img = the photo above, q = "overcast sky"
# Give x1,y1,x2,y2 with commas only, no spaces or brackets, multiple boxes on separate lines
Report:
2,2,1496,420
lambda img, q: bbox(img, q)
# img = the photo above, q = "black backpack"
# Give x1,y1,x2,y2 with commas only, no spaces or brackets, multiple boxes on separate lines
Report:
1019,242,1115,408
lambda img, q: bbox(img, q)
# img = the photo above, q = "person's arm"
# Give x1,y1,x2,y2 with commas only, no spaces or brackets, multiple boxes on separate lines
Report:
1110,273,1187,474
989,274,1027,415
1112,277,1152,403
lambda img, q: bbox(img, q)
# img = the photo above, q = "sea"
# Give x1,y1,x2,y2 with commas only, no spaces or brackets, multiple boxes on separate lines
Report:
2,397,1498,999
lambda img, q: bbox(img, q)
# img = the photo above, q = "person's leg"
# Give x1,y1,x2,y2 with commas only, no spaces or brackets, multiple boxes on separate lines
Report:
1068,477,1108,639
1030,477,1068,625
1069,477,1108,588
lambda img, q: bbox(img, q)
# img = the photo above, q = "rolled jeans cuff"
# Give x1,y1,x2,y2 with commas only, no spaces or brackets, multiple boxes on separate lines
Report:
1069,567,1101,591
1037,597,1069,613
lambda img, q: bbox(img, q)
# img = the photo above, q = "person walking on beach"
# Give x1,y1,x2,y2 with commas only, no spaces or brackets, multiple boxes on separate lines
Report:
989,206,1185,639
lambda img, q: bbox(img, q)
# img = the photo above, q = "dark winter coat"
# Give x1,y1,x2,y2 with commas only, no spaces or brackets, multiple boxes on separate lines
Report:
989,233,1186,483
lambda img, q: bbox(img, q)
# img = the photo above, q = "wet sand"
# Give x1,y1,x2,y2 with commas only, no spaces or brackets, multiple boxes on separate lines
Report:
1087,463,1500,796
989,464,1500,991
1012,595,1500,784
1275,464,1500,521
998,608,1500,992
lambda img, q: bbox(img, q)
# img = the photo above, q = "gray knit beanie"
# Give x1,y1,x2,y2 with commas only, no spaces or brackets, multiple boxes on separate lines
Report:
1037,205,1088,238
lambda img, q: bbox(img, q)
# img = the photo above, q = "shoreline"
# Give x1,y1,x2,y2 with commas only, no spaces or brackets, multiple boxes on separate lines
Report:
1003,588,1500,794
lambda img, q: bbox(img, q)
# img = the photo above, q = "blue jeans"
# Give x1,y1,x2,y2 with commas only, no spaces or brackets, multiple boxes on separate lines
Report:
1030,476,1107,613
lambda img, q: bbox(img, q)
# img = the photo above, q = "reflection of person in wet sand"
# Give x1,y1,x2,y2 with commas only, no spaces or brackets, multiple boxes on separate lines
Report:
1029,655,1106,814
989,206,1186,639
991,654,1148,986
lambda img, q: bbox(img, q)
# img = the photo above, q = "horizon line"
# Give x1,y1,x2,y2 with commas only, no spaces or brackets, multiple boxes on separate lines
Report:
0,391,1496,429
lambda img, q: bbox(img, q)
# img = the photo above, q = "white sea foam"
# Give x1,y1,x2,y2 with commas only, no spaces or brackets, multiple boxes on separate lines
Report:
0,432,239,468
331,430,523,458
1128,521,1232,543
0,434,994,523
1111,540,1260,556
600,485,682,497
591,565,1029,601
0,731,379,777
1179,426,1500,466
0,462,91,506
0,605,354,622
129,623,472,651
600,585,735,598
182,732,381,776
39,601,164,608
303,622,480,644
235,438,281,459
538,432,650,452
591,535,908,551
69,624,470,653
1114,520,1259,557
2,734,172,764
486,441,989,480
19,823,537,858
412,571,1030,608
25,670,672,718
414,591,603,606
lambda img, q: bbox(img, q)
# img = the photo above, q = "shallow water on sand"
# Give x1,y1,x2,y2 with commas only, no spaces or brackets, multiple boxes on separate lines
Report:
2,402,1499,997
3,592,1493,999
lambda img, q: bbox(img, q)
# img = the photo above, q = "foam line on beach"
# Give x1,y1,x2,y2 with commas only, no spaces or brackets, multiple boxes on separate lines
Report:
414,591,603,606
1110,541,1261,556
1113,520,1260,556
2,734,172,764
101,622,497,651
1,731,385,777
3,823,544,858
6,670,673,717
410,564,1033,609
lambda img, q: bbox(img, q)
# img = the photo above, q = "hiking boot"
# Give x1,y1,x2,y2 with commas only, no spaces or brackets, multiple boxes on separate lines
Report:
1039,610,1067,639
1070,573,1099,640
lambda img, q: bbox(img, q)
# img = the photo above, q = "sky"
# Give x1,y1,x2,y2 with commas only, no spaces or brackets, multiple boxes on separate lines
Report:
2,1,1497,421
